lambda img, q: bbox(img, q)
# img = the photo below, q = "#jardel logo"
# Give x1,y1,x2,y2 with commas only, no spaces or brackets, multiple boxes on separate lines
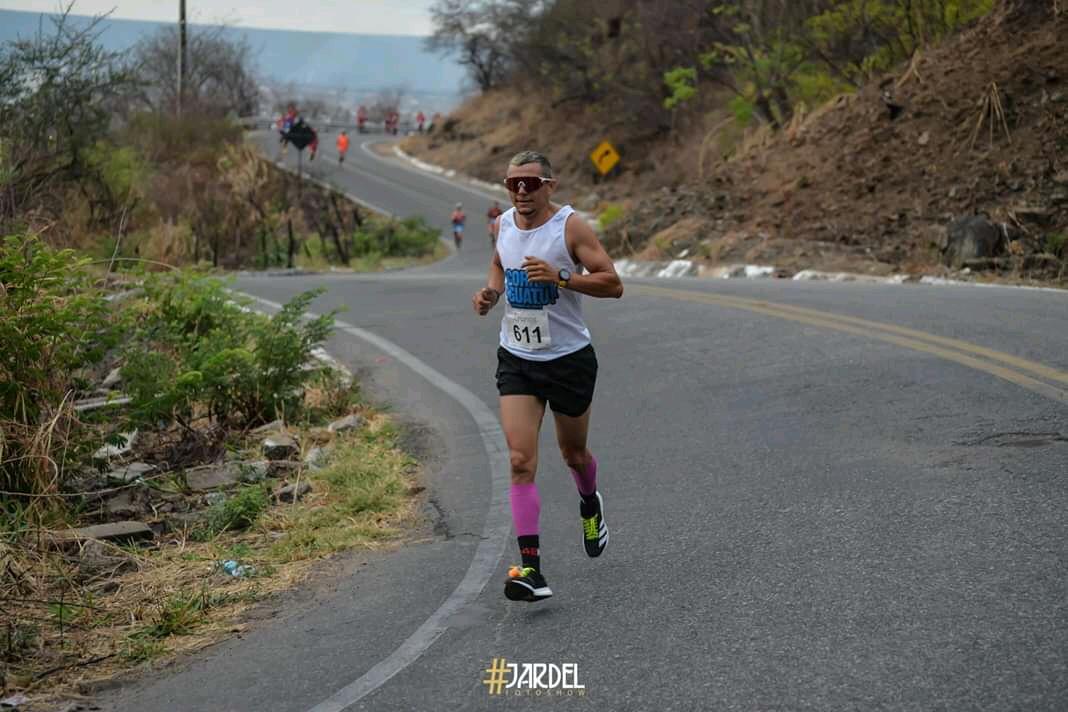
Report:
482,658,586,697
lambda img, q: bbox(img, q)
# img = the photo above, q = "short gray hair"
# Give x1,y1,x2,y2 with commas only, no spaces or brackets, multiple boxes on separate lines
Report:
508,150,553,178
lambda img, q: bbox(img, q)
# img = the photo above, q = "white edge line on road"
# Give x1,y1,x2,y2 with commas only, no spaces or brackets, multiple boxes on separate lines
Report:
358,138,504,204
240,294,510,712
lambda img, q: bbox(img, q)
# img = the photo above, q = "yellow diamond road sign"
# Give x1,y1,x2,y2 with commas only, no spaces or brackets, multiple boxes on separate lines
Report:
590,140,620,175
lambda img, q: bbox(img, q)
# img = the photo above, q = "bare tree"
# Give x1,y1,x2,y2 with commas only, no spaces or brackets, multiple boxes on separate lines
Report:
130,25,260,117
370,87,407,123
0,8,136,229
426,0,515,91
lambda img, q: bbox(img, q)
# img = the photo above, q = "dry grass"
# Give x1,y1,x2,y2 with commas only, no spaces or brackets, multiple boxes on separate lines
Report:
1,412,423,704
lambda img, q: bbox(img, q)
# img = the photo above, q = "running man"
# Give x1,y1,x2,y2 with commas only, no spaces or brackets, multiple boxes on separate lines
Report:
336,130,350,164
471,150,623,602
486,200,503,247
451,202,466,249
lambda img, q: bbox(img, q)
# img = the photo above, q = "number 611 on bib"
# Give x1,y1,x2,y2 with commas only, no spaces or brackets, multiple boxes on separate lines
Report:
505,309,552,350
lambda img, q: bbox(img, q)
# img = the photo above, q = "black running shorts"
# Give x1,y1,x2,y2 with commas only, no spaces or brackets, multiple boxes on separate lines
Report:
495,344,598,418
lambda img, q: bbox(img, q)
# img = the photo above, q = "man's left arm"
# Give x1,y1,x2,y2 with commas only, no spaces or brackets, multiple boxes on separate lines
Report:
563,214,623,299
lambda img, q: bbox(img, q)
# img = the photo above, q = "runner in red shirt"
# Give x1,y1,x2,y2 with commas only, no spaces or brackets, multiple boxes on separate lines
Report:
451,202,466,250
416,111,426,133
486,200,503,246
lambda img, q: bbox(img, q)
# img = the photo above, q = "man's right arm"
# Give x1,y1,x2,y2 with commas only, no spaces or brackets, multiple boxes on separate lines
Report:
487,249,504,294
473,251,505,316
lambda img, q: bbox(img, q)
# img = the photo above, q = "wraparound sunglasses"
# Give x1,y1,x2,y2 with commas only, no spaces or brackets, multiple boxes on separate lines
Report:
503,176,555,193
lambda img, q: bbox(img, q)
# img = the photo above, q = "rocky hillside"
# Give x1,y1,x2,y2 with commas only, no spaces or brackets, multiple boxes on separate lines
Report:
404,3,1066,284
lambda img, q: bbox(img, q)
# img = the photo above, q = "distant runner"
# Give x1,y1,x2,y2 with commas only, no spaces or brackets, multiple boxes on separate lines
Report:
336,131,350,164
471,150,623,603
416,111,426,133
357,105,368,134
451,202,466,250
486,200,503,246
278,105,297,158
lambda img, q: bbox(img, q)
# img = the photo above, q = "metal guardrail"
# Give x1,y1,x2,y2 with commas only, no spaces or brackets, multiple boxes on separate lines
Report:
236,116,416,134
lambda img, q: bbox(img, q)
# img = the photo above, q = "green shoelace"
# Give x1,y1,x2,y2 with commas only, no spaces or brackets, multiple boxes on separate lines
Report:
583,514,600,540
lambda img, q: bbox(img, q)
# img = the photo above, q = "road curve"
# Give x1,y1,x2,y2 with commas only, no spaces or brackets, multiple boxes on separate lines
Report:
101,131,1067,712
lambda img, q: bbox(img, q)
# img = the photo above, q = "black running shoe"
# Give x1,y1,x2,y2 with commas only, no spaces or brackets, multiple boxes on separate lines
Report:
581,491,608,558
504,566,552,602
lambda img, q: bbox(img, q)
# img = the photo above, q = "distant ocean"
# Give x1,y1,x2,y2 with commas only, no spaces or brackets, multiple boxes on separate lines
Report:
0,9,468,104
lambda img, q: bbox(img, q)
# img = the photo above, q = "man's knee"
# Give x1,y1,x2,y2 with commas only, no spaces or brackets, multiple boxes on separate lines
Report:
509,450,536,483
560,447,590,472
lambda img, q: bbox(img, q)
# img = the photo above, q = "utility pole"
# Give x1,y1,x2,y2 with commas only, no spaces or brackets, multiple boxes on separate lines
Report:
177,0,187,117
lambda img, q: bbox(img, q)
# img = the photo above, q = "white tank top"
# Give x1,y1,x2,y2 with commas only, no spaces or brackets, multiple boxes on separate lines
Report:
496,205,591,361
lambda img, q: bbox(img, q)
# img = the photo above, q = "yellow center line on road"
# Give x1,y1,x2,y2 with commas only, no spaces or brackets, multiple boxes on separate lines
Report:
632,284,1068,405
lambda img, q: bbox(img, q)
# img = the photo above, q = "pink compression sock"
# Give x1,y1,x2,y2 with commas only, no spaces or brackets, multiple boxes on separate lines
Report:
570,454,597,497
509,483,541,536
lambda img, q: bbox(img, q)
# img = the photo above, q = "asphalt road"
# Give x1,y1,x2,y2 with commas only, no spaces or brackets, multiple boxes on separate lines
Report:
99,132,1068,712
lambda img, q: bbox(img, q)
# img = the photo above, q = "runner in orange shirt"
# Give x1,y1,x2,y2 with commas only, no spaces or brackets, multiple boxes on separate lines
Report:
336,131,350,164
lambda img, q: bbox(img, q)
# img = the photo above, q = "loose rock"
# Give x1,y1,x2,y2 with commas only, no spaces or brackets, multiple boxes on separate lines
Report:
1013,205,1054,225
238,461,270,483
328,415,363,434
268,460,301,477
93,430,138,464
57,521,153,548
105,461,155,485
185,464,243,492
942,215,1005,268
304,446,330,470
101,367,123,389
103,490,140,518
75,539,135,576
263,433,299,461
274,481,312,503
251,419,284,435
1,693,31,709
306,427,334,444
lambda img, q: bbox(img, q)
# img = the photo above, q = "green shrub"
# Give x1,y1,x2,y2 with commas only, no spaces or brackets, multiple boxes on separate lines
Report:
0,234,120,506
351,216,439,259
135,588,220,638
663,67,698,110
138,272,244,342
598,204,625,231
195,484,269,539
123,274,336,427
1045,232,1066,258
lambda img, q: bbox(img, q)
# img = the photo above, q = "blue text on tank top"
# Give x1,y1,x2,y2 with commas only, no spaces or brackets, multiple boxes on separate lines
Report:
505,268,558,310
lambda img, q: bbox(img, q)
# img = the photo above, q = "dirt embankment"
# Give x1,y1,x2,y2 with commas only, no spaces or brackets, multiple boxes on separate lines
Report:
403,6,1067,284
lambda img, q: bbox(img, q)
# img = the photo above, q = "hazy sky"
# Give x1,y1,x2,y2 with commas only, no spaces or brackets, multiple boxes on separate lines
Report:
0,0,436,35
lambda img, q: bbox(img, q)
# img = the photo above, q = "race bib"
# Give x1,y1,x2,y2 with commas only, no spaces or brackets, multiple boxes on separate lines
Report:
505,308,551,351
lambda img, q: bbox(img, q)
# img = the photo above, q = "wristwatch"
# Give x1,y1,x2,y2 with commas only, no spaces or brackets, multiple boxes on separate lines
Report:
557,268,571,288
